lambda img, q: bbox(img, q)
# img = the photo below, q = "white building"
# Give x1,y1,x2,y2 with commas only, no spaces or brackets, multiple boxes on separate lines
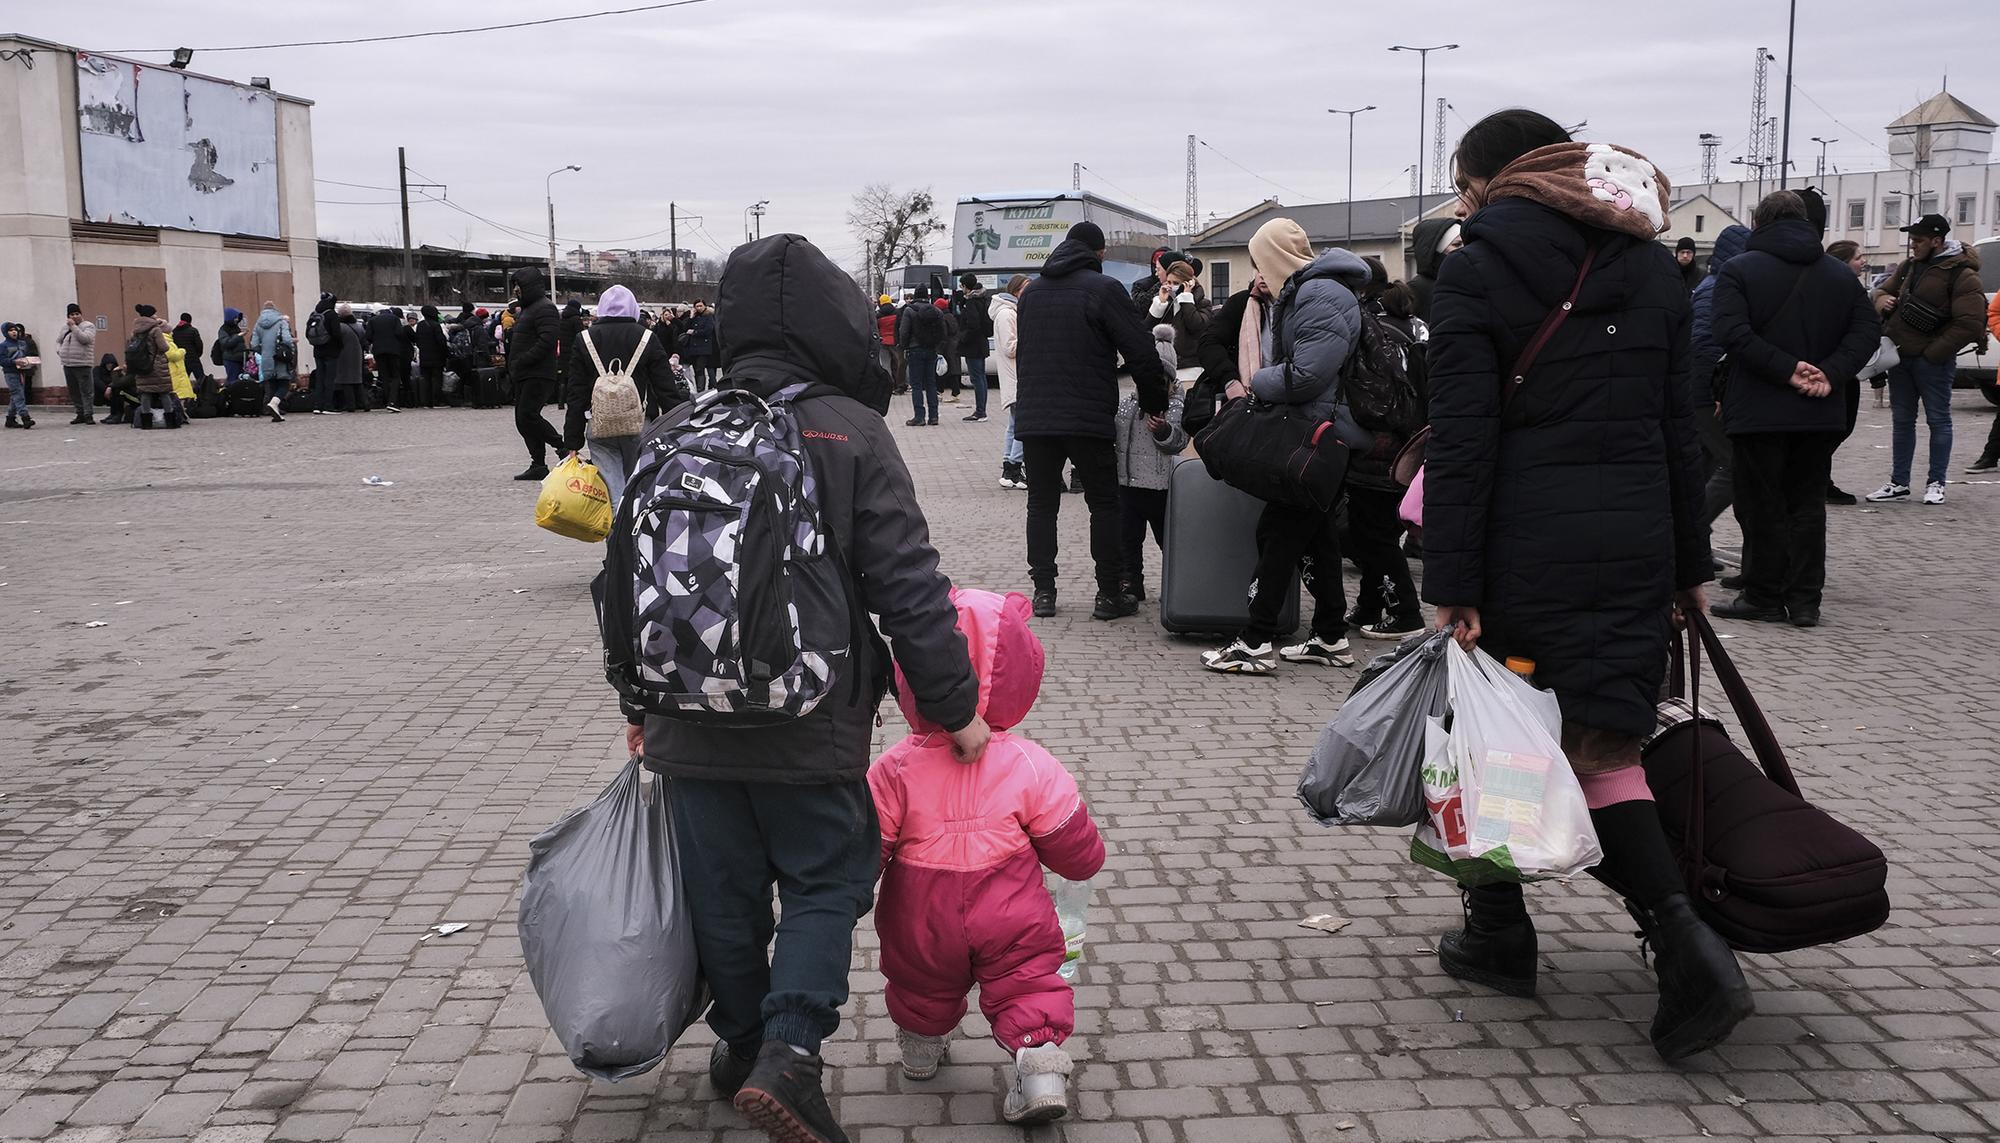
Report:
1675,91,1997,271
0,34,320,403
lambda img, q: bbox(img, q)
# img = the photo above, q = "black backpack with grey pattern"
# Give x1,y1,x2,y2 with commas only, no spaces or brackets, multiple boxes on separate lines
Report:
595,382,857,725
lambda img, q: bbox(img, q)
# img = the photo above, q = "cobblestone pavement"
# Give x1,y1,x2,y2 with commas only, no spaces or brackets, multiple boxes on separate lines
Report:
2,391,1998,1143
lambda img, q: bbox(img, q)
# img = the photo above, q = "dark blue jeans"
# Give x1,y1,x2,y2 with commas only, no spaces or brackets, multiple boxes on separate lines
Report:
905,346,939,422
964,355,989,416
1888,354,1954,487
667,776,878,1054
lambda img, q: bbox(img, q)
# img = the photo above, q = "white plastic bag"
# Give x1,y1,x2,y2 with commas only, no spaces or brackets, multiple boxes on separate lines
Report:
518,758,706,1081
1857,335,1899,382
1411,642,1602,885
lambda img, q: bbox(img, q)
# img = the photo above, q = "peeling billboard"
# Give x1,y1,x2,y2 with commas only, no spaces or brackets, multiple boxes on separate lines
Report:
76,53,281,238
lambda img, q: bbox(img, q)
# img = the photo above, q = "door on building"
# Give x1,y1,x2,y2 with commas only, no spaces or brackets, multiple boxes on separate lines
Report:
74,265,170,371
220,271,295,327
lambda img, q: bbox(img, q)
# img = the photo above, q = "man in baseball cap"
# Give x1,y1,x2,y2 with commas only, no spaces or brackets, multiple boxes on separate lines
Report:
1865,211,1988,502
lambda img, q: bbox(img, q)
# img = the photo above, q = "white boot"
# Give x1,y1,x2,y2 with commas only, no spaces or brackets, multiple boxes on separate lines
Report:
895,1028,949,1080
1002,1043,1071,1124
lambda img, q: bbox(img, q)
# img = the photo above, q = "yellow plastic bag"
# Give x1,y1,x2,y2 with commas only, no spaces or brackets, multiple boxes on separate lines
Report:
535,454,613,543
166,345,196,401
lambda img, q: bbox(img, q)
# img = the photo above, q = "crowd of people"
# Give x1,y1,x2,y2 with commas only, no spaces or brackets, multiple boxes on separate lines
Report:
564,104,2000,1143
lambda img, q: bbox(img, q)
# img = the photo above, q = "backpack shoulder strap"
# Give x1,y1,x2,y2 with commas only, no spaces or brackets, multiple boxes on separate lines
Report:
581,329,611,376
634,327,654,362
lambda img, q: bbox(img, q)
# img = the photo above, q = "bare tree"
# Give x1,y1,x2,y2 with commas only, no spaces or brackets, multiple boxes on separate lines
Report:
847,184,946,294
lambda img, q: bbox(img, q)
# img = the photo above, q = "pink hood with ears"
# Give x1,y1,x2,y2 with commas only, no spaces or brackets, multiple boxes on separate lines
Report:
896,588,1043,733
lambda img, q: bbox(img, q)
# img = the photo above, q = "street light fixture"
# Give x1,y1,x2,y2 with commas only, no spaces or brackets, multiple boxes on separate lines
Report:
744,200,771,244
1388,43,1458,225
546,165,581,299
1327,106,1376,244
1810,135,1838,180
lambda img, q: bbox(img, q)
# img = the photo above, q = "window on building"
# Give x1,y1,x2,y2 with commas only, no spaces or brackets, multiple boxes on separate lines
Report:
1957,194,1977,225
1211,260,1230,299
1918,192,1939,216
1882,198,1903,229
1695,214,1706,233
1848,200,1867,230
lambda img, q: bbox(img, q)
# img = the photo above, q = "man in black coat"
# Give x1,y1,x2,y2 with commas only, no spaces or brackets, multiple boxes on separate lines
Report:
1014,221,1171,620
894,290,946,426
624,234,981,1138
1709,192,1881,628
367,306,411,411
507,266,564,479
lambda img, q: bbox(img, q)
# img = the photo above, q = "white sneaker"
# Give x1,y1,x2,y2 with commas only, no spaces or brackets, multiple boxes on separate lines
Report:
1864,483,1909,502
896,1029,949,1081
1279,635,1355,667
267,396,283,415
385,405,401,413
1923,481,1946,505
1002,1044,1072,1124
1201,640,1275,675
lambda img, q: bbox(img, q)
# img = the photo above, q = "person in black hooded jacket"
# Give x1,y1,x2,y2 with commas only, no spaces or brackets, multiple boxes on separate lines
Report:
1408,217,1460,322
367,306,411,411
413,305,449,408
507,266,564,479
1424,109,1748,1064
1709,191,1880,627
1014,221,1171,620
620,234,981,1140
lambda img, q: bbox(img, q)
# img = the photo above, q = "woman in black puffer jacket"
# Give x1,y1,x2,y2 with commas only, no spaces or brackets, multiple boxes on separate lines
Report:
1423,109,1748,1063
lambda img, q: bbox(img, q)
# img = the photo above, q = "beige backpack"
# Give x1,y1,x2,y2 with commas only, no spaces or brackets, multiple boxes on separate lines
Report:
581,328,649,439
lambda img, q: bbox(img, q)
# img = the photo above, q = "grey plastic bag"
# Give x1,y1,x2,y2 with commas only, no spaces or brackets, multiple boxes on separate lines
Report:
1298,628,1451,826
519,757,705,1081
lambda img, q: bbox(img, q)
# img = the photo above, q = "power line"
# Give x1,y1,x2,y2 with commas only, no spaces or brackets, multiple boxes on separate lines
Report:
106,0,714,54
316,177,399,192
315,197,401,206
1076,165,1171,218
1790,84,1897,160
1196,139,1317,202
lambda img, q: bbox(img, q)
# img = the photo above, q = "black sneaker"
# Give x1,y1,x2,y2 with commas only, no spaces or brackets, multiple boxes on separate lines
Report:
963,412,988,422
905,416,926,427
709,1040,758,1099
1718,573,1744,591
1968,456,2000,474
1824,483,1857,506
1711,594,1787,623
513,464,550,481
1091,591,1138,621
733,1041,850,1143
927,418,940,426
1787,606,1821,628
1358,616,1424,640
1031,587,1057,617
1119,579,1147,602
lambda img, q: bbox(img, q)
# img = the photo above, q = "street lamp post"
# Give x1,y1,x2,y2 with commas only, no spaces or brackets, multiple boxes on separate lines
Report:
1328,105,1377,244
545,164,580,299
1388,43,1458,225
744,200,770,244
1810,135,1838,180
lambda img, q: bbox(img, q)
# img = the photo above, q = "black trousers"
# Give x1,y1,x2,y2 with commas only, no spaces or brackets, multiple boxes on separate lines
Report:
1731,431,1840,611
1696,401,1734,528
1118,486,1168,588
1246,499,1347,646
417,361,442,407
378,355,409,406
1346,485,1420,623
1023,435,1120,594
667,776,878,1055
1982,404,2000,465
514,377,563,465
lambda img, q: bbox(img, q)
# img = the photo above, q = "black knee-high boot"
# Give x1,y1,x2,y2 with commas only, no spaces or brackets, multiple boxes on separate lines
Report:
1588,801,1754,1061
1438,881,1537,997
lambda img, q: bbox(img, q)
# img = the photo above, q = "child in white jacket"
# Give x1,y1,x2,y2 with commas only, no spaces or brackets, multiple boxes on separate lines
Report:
1111,324,1188,600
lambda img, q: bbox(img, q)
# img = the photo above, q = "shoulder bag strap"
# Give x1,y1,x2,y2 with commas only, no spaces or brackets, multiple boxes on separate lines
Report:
1501,243,1598,407
1689,610,1797,794
633,327,654,364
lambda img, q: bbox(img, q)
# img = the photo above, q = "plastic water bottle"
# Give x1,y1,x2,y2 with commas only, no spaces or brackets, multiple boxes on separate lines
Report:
1049,875,1090,981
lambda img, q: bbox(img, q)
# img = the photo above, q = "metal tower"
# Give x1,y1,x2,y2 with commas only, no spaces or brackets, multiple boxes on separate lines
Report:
1699,133,1720,183
1409,165,1420,196
1430,98,1450,194
1072,162,1081,191
1183,134,1199,238
1748,47,1772,194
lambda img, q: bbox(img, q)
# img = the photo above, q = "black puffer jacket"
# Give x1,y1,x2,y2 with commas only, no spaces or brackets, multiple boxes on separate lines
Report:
561,317,685,452
1712,218,1882,437
367,307,409,360
1014,237,1171,439
636,234,974,784
1423,197,1709,738
414,306,449,364
506,267,561,383
1409,216,1458,322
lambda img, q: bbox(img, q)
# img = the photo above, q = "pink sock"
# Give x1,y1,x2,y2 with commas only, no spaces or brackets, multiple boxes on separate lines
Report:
1577,767,1653,810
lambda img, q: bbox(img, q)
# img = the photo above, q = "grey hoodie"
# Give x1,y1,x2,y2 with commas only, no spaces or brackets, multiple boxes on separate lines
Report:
252,306,294,381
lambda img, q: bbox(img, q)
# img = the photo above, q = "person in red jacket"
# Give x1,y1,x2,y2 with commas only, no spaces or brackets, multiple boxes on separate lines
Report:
868,588,1105,1125
875,296,906,395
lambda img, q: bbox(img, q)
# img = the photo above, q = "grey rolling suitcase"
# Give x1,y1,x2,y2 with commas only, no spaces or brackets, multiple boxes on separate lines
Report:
1160,457,1300,636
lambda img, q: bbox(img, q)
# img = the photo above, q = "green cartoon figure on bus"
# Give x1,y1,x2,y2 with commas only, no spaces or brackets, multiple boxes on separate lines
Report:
966,211,1001,265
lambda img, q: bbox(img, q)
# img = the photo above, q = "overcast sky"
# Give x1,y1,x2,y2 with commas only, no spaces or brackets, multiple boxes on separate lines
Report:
27,0,1996,269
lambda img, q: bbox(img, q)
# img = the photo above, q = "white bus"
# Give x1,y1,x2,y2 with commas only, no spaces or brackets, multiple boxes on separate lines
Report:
951,191,1170,289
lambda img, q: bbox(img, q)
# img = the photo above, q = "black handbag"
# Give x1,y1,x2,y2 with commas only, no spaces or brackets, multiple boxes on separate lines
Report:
1192,392,1349,512
1637,612,1890,953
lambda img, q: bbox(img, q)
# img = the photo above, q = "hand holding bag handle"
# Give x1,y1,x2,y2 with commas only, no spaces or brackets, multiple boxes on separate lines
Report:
1391,242,1601,486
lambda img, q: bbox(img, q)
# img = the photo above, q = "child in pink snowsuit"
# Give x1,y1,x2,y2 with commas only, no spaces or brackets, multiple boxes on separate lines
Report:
868,588,1105,1125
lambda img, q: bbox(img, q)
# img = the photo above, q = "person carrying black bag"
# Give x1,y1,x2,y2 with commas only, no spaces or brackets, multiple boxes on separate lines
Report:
1710,191,1880,628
